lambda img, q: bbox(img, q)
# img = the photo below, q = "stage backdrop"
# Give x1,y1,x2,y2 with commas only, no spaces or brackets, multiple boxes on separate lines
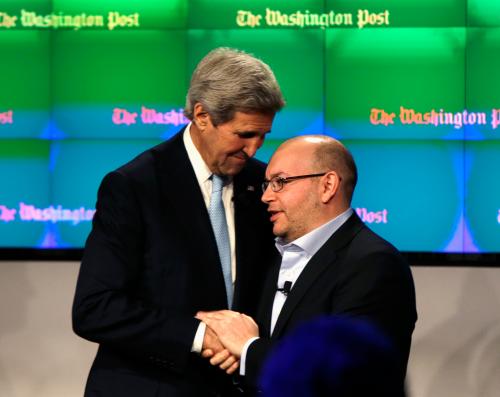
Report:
0,0,499,254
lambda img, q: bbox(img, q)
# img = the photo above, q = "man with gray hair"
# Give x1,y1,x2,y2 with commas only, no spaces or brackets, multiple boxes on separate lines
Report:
198,135,417,396
72,48,285,397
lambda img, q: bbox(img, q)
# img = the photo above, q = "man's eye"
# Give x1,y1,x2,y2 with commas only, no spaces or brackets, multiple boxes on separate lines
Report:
238,132,257,139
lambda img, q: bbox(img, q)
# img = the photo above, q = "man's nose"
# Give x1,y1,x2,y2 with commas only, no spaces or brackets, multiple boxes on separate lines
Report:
244,136,265,158
261,183,274,204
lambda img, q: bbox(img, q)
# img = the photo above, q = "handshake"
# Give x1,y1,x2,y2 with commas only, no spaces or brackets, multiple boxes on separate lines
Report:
196,310,260,375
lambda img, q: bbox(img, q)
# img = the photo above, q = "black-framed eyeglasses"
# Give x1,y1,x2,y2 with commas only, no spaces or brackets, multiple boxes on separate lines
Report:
262,172,327,193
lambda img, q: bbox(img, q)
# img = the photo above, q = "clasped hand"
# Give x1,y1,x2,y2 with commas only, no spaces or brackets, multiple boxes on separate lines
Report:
196,310,259,375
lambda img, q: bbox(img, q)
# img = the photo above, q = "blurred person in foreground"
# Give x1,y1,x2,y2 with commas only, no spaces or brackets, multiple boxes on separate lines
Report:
260,315,401,397
72,47,285,397
197,135,417,396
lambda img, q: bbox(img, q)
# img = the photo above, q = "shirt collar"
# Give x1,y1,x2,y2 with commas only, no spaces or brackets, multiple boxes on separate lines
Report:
183,123,212,185
183,123,233,186
275,208,353,257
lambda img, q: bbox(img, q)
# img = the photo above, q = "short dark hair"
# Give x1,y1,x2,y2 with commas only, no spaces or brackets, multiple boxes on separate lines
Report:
314,140,357,203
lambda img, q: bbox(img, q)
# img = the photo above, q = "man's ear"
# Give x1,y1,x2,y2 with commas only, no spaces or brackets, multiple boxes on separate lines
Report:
320,171,341,204
193,103,211,131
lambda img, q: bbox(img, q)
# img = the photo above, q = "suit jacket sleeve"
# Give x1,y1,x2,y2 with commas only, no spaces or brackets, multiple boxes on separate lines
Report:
244,337,275,387
72,170,199,374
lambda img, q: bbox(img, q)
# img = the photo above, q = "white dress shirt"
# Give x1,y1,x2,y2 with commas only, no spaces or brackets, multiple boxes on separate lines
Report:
183,123,237,353
239,208,353,374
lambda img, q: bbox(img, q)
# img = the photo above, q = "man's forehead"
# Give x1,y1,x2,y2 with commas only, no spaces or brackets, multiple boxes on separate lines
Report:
275,142,314,161
267,150,311,177
231,111,274,123
266,159,289,178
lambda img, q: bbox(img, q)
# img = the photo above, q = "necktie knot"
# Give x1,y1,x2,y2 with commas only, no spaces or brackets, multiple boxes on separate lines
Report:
211,174,226,193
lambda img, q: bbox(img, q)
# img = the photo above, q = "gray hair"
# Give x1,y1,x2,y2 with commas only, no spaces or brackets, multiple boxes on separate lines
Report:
184,47,285,126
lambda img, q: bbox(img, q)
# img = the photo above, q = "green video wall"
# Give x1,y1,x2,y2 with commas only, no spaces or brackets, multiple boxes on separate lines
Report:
1,0,500,253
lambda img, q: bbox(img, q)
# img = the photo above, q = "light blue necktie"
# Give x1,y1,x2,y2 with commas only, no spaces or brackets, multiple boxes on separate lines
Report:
209,174,233,308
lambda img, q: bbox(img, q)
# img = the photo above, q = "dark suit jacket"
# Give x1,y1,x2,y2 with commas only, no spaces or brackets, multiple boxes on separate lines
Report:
245,213,417,394
72,130,275,397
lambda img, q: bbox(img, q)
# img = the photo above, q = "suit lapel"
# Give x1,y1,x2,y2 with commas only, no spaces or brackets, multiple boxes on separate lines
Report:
271,248,335,337
152,131,228,305
271,213,366,337
256,254,281,336
232,166,269,308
